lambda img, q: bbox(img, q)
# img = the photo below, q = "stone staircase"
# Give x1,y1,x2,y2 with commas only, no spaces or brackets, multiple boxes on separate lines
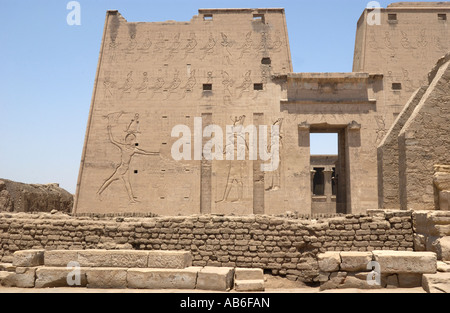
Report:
0,249,265,292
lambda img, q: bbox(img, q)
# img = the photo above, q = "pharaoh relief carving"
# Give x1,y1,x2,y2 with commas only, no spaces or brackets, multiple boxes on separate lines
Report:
216,115,249,203
265,118,283,192
98,112,159,204
400,31,414,50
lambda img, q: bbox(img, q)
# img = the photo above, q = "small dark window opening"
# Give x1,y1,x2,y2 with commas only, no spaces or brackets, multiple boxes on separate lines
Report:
388,14,397,21
203,84,213,91
392,83,402,90
262,57,272,65
253,14,265,23
134,170,138,174
204,14,213,21
254,83,264,91
135,143,139,147
438,14,447,21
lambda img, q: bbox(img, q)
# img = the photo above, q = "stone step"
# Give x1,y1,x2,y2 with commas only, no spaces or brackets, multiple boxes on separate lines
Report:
235,279,265,292
235,268,264,281
43,250,192,269
373,250,437,274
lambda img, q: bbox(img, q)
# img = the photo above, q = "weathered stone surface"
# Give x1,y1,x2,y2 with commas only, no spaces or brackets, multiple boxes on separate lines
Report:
86,268,128,289
127,267,200,290
340,252,373,272
235,279,265,292
437,261,450,273
397,273,422,288
339,272,382,290
318,252,341,272
78,250,148,268
422,273,450,293
0,179,73,213
197,267,234,291
35,267,87,288
1,267,36,288
147,251,192,269
373,250,437,274
44,250,79,267
0,263,15,272
13,250,44,267
234,268,264,281
320,272,347,291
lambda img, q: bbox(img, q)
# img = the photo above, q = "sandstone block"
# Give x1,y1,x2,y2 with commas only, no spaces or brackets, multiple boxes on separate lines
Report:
340,252,373,272
2,267,36,288
78,250,149,268
437,261,450,273
234,268,264,281
0,263,15,272
44,250,80,267
317,252,341,272
35,267,87,288
373,250,437,274
127,267,200,289
197,267,234,291
235,279,265,292
397,273,422,288
13,250,44,267
86,268,128,289
147,251,192,269
422,273,450,293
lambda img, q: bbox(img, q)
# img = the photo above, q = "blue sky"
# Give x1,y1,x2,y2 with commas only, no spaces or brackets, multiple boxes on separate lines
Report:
0,0,425,194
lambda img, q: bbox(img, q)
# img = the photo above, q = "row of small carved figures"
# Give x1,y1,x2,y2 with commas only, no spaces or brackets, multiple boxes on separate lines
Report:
107,31,284,59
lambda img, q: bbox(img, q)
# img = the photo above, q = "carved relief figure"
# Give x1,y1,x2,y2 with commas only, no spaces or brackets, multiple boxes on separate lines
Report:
103,76,114,99
220,32,233,64
217,115,248,203
150,72,165,98
135,72,149,98
181,69,196,99
98,114,159,203
183,32,197,59
375,116,386,145
164,70,182,99
239,31,253,59
400,31,414,50
200,33,216,60
269,31,283,52
108,38,120,62
154,33,165,53
265,118,283,192
166,33,181,60
236,70,252,98
119,71,134,99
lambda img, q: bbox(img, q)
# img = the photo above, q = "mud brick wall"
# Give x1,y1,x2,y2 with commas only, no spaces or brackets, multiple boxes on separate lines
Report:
0,211,414,283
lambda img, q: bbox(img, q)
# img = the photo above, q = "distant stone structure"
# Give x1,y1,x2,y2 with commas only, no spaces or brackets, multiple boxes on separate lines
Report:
74,3,450,216
0,179,73,213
